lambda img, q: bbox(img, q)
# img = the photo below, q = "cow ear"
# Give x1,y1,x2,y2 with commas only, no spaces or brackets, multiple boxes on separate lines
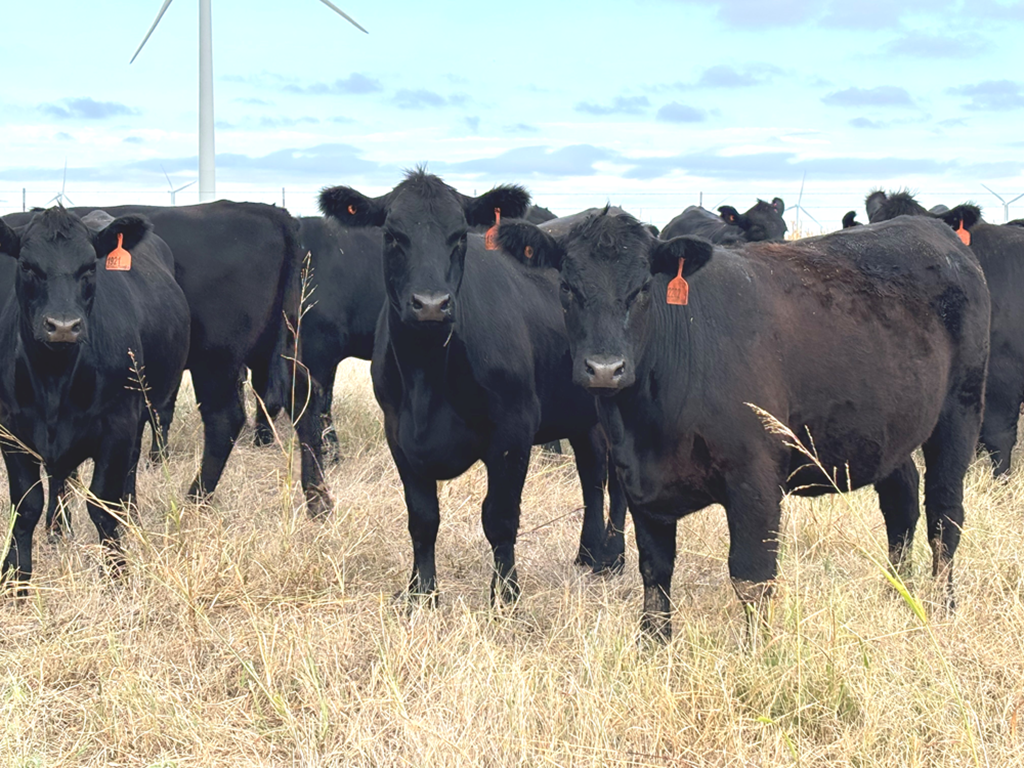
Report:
0,220,20,258
644,223,661,238
93,215,151,258
842,211,860,229
649,235,713,278
462,184,531,227
865,190,887,221
718,206,741,226
934,204,981,231
319,186,387,227
496,221,564,269
771,197,785,215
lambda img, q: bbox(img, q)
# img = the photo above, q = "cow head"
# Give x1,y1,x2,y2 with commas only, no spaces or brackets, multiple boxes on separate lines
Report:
865,189,982,239
718,198,787,242
0,208,150,349
498,208,712,394
319,169,529,332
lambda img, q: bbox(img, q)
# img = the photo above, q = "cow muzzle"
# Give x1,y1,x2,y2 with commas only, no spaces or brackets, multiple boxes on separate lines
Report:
584,356,632,391
409,292,453,324
43,316,83,344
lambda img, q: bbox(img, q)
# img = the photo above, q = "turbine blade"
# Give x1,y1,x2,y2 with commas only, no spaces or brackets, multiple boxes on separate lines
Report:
162,164,173,189
981,183,1005,204
131,0,176,64
1009,192,1024,205
315,0,369,33
796,170,806,208
175,180,197,193
61,159,68,196
799,207,820,227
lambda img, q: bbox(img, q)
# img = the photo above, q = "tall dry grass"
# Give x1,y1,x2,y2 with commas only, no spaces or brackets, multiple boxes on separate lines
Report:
3,358,1024,767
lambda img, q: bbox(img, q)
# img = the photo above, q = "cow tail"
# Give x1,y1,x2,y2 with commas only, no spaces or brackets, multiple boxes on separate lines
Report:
263,213,304,414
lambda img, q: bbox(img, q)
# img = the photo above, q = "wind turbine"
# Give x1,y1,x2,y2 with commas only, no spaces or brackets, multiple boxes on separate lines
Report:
163,166,196,206
47,160,74,207
981,184,1024,223
131,0,367,203
790,172,820,234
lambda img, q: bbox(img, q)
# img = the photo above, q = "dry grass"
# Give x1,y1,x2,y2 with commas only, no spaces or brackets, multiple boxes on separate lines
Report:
3,359,1024,766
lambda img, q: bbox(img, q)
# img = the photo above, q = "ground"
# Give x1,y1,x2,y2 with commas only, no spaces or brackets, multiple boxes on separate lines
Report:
2,359,1023,767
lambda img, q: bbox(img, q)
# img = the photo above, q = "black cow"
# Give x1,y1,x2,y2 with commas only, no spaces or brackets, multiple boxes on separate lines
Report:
498,209,989,639
252,205,566,457
867,190,1024,475
318,170,627,604
3,202,330,516
661,199,787,244
0,208,190,591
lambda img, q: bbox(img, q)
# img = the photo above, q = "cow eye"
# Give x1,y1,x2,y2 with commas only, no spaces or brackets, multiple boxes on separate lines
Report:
559,281,571,295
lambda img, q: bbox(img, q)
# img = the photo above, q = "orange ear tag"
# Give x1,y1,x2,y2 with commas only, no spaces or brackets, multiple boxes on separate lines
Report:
106,232,132,271
666,258,689,305
484,207,501,250
524,245,534,259
348,204,357,215
956,220,971,246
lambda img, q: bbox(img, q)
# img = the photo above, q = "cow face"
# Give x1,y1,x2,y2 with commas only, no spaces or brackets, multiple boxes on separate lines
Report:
0,209,150,349
718,198,787,241
319,170,529,331
499,210,712,394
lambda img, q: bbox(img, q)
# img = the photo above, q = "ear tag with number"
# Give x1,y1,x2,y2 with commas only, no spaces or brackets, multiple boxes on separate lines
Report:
956,219,971,246
485,207,501,250
666,258,689,305
106,232,132,271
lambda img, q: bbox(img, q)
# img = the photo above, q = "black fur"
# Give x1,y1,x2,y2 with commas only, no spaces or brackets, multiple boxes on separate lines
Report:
662,198,788,244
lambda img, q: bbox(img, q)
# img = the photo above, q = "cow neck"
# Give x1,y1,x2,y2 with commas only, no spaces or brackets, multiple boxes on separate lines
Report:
386,304,466,386
16,331,95,421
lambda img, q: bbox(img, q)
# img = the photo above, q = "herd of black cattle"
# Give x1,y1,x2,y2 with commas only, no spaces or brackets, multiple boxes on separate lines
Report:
2,170,1023,640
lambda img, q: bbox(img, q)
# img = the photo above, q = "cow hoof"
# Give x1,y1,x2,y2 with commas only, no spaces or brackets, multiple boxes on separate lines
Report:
574,549,599,568
253,424,276,447
592,555,625,576
305,488,333,520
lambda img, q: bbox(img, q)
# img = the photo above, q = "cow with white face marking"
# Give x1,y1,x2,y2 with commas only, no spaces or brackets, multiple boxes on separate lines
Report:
498,208,989,639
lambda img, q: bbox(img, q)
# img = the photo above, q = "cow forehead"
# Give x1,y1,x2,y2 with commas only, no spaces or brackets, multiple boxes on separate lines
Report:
387,181,465,228
21,217,94,266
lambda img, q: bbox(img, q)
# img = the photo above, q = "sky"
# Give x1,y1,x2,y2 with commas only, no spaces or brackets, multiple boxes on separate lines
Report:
2,0,1023,230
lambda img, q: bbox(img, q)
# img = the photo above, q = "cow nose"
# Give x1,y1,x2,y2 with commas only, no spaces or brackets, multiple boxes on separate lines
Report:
44,316,83,343
585,357,626,388
410,292,452,323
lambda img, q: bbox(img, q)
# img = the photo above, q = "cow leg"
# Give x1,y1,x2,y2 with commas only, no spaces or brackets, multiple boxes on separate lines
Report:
724,476,782,639
45,472,74,543
284,364,331,518
482,444,530,607
1,449,44,596
250,362,281,448
309,361,341,463
922,407,978,609
978,376,1022,477
394,451,441,603
148,376,181,463
568,428,608,569
602,460,628,574
188,366,247,502
874,458,921,579
86,441,134,580
633,512,677,641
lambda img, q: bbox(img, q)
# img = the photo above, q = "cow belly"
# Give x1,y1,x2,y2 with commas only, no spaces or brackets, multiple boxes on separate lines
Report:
396,401,483,480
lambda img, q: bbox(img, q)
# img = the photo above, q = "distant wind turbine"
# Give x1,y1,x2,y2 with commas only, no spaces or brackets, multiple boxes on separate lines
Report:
131,0,368,203
47,160,75,207
163,166,196,206
981,184,1024,223
790,172,820,233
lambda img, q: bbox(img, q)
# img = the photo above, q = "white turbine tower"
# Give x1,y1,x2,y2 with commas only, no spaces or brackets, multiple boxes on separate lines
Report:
790,172,820,234
131,0,367,203
47,160,75,207
163,166,196,206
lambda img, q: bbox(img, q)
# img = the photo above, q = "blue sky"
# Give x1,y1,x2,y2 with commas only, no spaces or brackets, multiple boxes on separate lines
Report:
2,0,1023,229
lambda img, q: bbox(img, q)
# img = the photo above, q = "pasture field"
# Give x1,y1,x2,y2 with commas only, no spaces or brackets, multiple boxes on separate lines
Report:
3,359,1024,767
